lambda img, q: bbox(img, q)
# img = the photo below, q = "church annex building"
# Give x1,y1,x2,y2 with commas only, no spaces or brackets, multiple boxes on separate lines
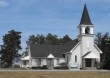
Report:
21,4,102,70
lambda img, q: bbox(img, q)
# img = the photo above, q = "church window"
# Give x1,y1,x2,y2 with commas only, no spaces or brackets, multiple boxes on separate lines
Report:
67,56,69,64
85,27,90,34
75,55,77,62
57,59,60,65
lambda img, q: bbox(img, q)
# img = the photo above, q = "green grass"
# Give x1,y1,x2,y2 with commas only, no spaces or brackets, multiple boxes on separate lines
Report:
0,71,109,78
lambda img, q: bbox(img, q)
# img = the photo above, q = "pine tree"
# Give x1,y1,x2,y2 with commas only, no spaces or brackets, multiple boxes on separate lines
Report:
1,30,22,68
63,35,72,43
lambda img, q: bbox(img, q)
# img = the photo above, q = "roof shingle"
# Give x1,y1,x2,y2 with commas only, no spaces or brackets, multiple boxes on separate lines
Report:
30,39,78,58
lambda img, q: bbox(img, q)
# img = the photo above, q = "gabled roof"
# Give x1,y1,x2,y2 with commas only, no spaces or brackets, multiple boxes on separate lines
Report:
30,39,79,58
80,4,93,25
82,52,100,58
94,44,103,53
82,51,91,58
47,54,55,58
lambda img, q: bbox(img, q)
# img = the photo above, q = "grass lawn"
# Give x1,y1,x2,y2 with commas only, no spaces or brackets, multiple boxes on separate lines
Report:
0,71,110,78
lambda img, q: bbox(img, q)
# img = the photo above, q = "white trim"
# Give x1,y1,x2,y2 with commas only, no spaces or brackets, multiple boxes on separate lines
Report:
28,45,32,68
84,52,100,58
94,44,103,53
78,24,94,27
78,34,94,37
47,54,55,58
62,52,71,54
32,57,47,59
21,56,30,60
70,41,81,53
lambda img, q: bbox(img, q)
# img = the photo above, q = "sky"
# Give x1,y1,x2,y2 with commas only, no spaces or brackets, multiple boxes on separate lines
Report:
0,0,110,53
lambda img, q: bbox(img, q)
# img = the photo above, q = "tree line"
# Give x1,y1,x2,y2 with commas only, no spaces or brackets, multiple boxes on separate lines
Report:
1,29,110,69
28,33,72,45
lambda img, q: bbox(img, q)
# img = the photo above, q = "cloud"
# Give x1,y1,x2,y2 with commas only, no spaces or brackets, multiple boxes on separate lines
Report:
0,0,9,7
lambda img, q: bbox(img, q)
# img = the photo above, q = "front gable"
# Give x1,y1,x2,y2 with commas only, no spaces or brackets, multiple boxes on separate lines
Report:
70,41,81,53
94,43,103,53
68,41,81,66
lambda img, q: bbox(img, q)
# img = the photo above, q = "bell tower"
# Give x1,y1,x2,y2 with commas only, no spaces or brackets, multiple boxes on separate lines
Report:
78,4,94,40
78,4,94,55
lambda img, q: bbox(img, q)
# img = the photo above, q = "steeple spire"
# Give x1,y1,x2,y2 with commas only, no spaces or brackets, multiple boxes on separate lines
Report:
80,4,93,25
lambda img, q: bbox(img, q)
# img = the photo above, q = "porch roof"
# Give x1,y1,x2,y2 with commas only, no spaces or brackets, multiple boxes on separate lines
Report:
21,56,30,60
82,52,100,59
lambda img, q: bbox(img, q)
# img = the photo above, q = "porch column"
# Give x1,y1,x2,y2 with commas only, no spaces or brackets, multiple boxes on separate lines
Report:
92,59,95,67
20,60,23,68
82,59,85,69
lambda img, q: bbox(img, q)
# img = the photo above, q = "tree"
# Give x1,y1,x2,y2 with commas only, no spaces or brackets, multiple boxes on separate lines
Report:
28,33,73,45
1,30,22,67
63,35,72,43
46,33,53,44
58,38,64,44
95,32,110,69
39,35,45,44
28,35,37,44
95,32,102,47
28,34,45,45
46,33,58,45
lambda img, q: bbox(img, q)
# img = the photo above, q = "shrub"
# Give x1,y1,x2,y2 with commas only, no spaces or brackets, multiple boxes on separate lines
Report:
54,62,69,69
54,66,69,69
41,65,48,69
13,65,20,68
59,62,68,67
31,65,48,69
31,66,42,69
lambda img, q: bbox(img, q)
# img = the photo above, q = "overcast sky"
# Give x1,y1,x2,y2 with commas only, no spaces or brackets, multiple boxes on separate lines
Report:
0,0,110,53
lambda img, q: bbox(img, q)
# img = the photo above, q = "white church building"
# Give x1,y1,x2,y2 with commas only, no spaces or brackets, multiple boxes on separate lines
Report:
21,4,102,70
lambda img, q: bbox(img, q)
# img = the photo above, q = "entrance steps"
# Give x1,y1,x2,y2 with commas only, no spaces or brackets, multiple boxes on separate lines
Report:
84,67,97,70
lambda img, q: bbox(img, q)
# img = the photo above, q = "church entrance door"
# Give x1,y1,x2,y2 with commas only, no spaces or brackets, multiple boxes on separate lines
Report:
47,58,54,69
85,59,92,67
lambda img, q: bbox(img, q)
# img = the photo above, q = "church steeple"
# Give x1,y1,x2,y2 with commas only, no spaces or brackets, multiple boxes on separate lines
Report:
78,4,94,41
80,4,93,25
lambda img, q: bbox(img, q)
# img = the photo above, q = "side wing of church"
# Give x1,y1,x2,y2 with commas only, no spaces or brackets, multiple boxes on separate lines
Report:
21,4,102,70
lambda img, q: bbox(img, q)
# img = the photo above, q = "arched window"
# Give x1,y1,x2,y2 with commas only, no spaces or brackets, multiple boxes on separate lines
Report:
85,27,90,34
75,55,77,62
